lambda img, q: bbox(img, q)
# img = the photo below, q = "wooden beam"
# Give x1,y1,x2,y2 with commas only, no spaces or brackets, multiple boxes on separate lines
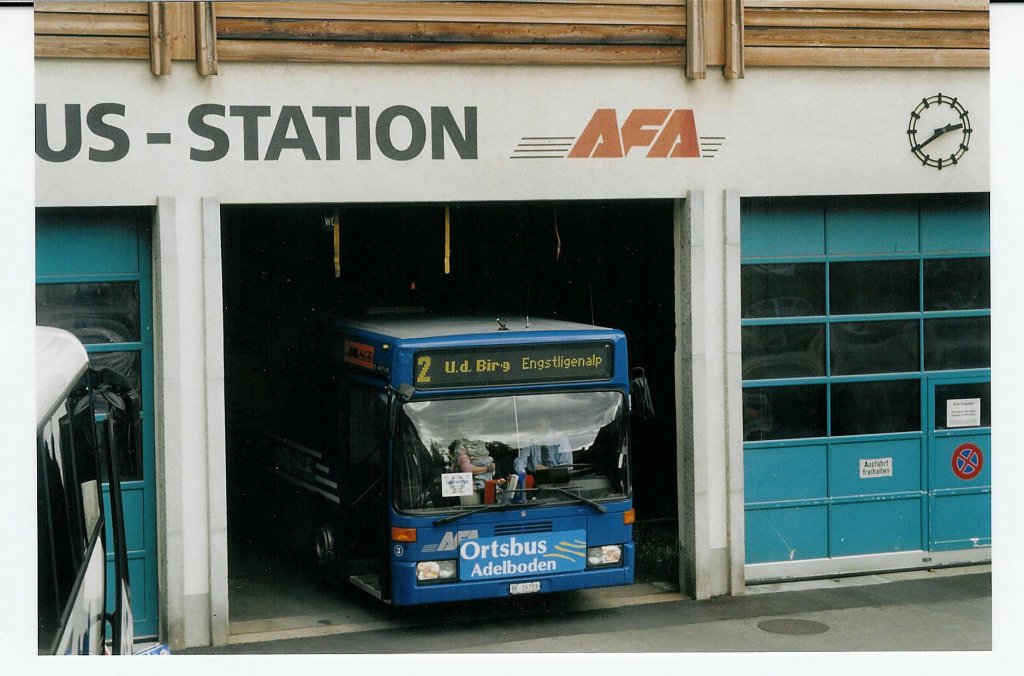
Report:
724,0,744,78
212,2,687,26
195,1,218,75
35,35,150,59
215,17,685,45
35,12,150,37
704,0,725,65
166,1,196,60
745,46,988,68
746,9,989,30
471,0,686,4
217,39,686,65
149,1,171,75
35,2,148,14
463,0,686,4
686,0,706,77
744,0,988,11
746,27,988,49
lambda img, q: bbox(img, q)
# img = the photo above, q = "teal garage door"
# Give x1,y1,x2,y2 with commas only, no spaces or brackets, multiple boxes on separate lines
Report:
740,194,990,569
927,376,990,551
36,208,159,638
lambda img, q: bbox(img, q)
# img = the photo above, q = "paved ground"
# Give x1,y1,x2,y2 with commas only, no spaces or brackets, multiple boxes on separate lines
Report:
167,532,1019,671
180,563,999,660
435,570,992,654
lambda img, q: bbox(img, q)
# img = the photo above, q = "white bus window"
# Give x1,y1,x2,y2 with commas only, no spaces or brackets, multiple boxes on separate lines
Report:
69,389,103,537
38,421,80,651
58,411,89,557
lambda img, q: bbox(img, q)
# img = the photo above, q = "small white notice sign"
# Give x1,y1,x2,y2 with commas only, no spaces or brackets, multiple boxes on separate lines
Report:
859,457,893,479
441,472,474,497
947,398,982,428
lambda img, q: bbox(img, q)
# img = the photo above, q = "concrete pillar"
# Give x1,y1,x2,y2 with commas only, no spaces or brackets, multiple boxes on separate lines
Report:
676,189,746,600
153,196,185,647
723,190,747,595
202,197,230,646
154,195,226,649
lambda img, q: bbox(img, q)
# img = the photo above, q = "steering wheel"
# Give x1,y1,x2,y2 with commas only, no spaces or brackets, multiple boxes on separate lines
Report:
555,463,594,476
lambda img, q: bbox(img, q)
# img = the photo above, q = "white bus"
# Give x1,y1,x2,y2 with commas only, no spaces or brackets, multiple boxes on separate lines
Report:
36,326,133,655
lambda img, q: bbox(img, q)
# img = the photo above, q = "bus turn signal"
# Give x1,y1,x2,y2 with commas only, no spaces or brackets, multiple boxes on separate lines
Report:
391,527,417,542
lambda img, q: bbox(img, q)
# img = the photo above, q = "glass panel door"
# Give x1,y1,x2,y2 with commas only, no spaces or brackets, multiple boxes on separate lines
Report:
36,208,158,638
926,375,991,552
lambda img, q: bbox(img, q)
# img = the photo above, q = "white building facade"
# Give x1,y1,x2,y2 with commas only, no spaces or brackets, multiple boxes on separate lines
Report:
33,1,991,649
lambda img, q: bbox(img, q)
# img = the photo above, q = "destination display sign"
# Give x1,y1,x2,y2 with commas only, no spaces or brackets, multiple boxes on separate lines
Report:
414,341,614,389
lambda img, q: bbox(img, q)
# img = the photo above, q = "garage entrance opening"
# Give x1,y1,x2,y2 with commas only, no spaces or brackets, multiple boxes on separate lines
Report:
221,200,678,621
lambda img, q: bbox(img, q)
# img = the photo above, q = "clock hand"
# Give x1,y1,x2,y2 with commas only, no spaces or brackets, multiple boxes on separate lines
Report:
916,129,944,150
917,122,963,150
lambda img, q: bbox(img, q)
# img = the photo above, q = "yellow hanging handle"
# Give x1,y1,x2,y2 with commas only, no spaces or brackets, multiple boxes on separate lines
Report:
444,205,451,275
333,212,341,278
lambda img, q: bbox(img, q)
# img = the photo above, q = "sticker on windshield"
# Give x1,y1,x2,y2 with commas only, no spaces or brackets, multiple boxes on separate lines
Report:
441,472,475,497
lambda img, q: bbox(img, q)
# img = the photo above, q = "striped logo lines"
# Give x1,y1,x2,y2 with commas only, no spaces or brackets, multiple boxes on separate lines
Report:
511,136,577,159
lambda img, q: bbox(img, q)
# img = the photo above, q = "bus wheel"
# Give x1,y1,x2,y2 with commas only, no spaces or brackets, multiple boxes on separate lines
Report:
313,522,337,578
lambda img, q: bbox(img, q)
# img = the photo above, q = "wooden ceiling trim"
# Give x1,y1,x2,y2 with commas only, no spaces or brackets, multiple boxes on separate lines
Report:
746,8,988,30
217,38,686,65
214,17,685,44
211,2,687,26
745,45,988,67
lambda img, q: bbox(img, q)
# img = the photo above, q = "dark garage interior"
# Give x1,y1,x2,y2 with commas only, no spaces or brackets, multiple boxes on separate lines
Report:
220,200,681,611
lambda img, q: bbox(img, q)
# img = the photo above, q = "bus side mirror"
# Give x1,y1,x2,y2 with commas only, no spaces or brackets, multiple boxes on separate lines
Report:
90,367,142,479
630,367,655,421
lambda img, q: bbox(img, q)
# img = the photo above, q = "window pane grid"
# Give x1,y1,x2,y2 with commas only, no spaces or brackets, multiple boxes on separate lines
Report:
81,342,145,353
743,261,990,376
746,373,923,388
742,250,988,440
743,253,926,264
744,310,987,325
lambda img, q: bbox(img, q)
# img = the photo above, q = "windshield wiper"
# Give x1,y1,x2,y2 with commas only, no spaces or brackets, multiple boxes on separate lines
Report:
433,487,607,525
539,486,607,513
433,503,508,526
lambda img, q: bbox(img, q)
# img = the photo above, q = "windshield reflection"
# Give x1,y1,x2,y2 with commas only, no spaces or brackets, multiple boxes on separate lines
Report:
394,391,628,514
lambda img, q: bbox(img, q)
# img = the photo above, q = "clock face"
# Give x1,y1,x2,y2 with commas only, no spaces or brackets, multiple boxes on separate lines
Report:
907,94,972,170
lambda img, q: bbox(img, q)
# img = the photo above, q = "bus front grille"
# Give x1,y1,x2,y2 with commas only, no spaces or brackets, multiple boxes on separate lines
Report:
494,521,552,536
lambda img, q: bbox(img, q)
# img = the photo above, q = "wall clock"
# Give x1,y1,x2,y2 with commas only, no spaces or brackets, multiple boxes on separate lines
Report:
907,94,971,170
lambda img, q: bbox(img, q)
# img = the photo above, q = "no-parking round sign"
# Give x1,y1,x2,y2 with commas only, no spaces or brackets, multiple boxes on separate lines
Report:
951,443,984,481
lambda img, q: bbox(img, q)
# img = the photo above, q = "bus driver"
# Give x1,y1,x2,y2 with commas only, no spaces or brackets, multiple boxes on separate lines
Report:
514,418,573,474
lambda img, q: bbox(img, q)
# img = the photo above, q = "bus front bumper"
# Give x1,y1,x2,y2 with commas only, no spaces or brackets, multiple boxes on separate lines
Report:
389,542,635,606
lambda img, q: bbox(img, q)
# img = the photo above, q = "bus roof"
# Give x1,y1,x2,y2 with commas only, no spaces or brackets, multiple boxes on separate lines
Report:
336,315,612,341
36,326,90,428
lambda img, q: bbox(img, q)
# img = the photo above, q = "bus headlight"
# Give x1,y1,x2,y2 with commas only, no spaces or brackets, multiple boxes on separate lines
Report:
587,545,623,567
416,560,457,582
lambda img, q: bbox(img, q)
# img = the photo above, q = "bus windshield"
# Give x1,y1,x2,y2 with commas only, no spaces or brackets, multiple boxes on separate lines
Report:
394,391,629,514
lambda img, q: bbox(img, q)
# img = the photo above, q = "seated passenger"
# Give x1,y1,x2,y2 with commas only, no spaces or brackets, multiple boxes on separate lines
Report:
513,418,573,474
452,439,495,490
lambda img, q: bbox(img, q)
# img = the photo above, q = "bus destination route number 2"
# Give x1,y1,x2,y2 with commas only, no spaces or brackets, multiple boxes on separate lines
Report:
414,342,614,389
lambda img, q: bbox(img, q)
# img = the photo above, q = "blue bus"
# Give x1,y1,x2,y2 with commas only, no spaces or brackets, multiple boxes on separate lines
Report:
265,314,649,605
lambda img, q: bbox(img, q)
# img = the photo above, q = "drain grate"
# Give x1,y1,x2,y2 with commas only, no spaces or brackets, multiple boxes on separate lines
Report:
756,619,830,636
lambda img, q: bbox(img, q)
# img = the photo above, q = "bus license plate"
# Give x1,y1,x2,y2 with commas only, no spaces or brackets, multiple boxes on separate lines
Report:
510,581,540,595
